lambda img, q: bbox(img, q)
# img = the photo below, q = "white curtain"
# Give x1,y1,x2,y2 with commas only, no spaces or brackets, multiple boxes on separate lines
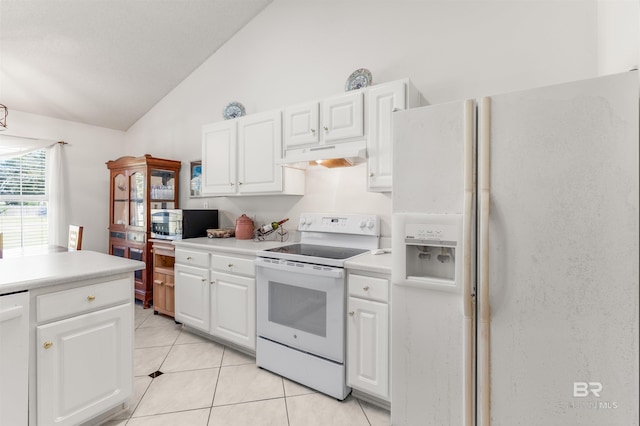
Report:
0,133,66,246
0,134,54,159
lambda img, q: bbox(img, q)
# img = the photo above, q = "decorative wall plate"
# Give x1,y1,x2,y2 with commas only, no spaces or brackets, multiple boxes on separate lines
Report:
345,68,372,91
222,102,246,120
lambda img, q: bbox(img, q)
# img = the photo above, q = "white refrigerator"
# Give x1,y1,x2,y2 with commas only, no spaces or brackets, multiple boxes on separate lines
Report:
391,71,639,426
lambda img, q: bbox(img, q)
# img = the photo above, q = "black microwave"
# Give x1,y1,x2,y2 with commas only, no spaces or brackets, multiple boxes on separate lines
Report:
151,209,218,240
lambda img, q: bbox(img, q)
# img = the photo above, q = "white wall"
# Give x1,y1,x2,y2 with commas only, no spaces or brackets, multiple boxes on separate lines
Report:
7,110,125,252
124,0,602,239
597,0,639,75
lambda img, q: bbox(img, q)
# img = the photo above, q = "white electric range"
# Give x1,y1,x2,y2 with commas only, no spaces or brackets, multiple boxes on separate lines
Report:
255,213,380,400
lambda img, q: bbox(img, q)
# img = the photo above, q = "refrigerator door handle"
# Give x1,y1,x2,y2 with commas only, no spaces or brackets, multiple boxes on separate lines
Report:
478,96,492,426
463,99,475,426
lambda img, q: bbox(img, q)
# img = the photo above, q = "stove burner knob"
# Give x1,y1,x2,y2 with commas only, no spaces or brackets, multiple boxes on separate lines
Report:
300,217,307,225
366,220,375,229
359,220,366,228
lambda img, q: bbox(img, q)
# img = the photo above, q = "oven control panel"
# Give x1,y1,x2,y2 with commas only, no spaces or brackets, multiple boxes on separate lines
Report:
298,213,380,236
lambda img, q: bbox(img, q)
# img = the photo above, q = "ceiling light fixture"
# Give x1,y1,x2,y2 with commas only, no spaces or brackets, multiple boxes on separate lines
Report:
0,104,7,130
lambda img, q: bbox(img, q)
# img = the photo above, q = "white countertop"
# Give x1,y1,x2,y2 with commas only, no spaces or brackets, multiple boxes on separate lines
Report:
174,237,394,274
173,237,290,256
0,250,145,294
345,250,393,275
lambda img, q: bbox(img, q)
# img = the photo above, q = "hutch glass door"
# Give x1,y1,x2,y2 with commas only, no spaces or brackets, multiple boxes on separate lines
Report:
150,169,176,210
112,173,127,226
129,171,145,228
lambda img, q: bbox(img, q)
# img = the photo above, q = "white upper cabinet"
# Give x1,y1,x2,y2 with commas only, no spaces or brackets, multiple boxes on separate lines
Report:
202,79,421,195
367,81,406,192
283,91,366,163
202,120,237,195
283,102,320,147
367,79,423,192
201,110,304,197
322,91,364,142
237,110,283,194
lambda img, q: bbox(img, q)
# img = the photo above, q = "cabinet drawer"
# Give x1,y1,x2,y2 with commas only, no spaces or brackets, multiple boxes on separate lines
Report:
348,274,389,303
175,249,209,268
37,278,131,323
210,254,255,277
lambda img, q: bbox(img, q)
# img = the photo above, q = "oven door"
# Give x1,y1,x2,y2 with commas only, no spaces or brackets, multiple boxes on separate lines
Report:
256,257,346,363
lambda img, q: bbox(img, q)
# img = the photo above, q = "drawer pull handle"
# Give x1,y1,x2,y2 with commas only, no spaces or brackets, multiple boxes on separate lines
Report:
348,311,355,316
201,278,206,282
210,280,216,285
43,341,53,350
186,256,192,261
363,286,370,291
228,263,233,268
87,295,96,302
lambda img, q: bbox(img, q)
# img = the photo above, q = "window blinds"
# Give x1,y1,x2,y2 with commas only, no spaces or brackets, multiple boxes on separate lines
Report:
0,149,48,248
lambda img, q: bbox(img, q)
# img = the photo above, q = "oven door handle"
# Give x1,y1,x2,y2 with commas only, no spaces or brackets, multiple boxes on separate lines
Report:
255,257,344,279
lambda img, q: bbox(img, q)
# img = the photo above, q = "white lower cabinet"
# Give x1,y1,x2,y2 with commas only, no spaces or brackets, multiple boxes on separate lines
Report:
210,271,255,350
174,264,210,333
347,273,390,401
34,278,133,426
174,247,256,352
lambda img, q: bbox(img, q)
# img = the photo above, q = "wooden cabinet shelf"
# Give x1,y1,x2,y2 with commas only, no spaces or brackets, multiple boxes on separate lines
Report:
152,239,176,318
107,154,181,308
154,266,174,275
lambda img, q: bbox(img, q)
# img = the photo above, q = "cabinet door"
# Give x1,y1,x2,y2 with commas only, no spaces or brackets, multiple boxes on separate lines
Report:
36,303,133,426
283,102,320,148
347,296,389,399
111,172,128,227
210,271,255,350
322,91,364,142
174,264,210,332
149,168,177,209
237,110,283,194
0,292,29,426
129,171,145,228
202,121,237,194
367,81,406,192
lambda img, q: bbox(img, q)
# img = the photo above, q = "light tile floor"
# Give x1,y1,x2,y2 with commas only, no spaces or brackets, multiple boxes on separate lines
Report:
101,302,390,426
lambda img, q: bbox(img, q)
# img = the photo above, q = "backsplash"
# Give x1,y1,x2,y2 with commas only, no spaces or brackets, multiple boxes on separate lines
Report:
182,163,392,241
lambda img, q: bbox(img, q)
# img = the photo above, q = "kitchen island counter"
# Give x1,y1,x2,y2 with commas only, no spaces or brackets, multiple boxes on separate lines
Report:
173,237,289,256
0,250,143,426
0,250,145,294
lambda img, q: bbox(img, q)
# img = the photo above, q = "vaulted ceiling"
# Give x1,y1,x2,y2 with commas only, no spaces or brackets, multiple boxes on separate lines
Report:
0,0,273,131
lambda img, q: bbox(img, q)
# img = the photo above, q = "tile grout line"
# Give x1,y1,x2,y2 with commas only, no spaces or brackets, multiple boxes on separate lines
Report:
356,397,374,426
207,345,225,424
281,375,292,426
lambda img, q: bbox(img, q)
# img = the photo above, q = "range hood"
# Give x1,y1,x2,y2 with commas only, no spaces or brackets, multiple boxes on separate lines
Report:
277,140,367,167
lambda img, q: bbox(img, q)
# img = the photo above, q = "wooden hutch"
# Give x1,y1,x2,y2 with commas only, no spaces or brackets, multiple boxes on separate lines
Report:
106,155,181,308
